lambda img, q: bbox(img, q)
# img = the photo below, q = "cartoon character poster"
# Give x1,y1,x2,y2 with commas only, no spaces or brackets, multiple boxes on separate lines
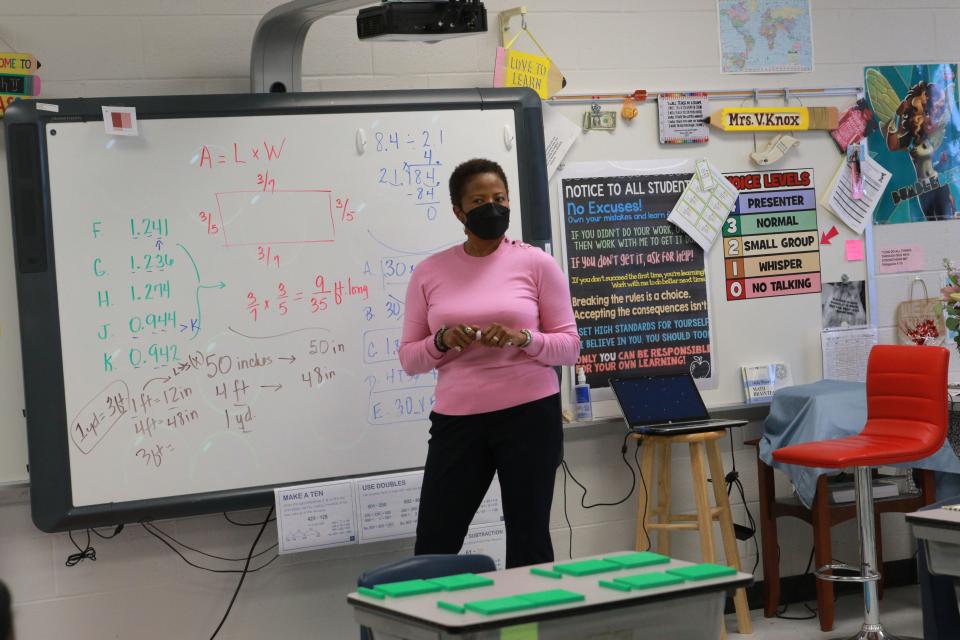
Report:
864,64,960,224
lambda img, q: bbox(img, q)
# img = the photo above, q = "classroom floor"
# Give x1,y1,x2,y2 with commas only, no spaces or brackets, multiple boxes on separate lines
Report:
726,585,924,639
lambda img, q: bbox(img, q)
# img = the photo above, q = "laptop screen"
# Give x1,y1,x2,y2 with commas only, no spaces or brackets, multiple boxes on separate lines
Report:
609,373,710,426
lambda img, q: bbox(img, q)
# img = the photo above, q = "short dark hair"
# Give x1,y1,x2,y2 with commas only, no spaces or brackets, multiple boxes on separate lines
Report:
448,158,509,207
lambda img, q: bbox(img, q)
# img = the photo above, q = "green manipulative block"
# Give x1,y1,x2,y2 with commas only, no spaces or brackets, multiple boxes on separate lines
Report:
373,578,443,598
464,596,539,616
598,580,631,592
553,558,621,576
427,573,495,591
666,563,737,581
517,589,585,607
357,586,385,599
529,567,563,580
437,600,466,614
613,572,685,590
604,552,670,569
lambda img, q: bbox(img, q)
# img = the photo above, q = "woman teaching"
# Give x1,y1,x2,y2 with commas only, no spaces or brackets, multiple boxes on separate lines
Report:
399,158,580,568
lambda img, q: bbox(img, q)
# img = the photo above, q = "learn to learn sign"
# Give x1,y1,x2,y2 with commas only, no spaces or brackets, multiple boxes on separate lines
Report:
558,161,714,389
722,169,821,301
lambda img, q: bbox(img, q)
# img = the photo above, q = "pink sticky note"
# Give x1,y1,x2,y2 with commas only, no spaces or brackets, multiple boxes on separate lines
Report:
845,239,864,262
878,245,924,274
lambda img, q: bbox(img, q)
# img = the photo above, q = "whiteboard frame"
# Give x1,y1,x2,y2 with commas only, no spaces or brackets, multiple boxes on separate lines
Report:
3,88,551,532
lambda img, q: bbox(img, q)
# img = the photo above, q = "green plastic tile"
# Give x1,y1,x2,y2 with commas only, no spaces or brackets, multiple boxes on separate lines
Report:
357,586,385,600
665,564,737,581
517,589,585,607
373,578,443,598
437,600,466,614
530,567,563,580
599,580,631,592
464,596,539,616
553,558,621,576
613,572,685,590
604,552,670,569
427,573,494,591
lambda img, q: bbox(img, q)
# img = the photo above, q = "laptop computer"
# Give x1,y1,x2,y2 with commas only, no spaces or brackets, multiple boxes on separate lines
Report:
609,372,747,435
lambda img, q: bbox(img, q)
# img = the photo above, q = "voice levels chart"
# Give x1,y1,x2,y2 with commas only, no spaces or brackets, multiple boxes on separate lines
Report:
722,169,821,301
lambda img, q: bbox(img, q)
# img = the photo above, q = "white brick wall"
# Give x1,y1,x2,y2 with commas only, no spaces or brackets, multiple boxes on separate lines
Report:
2,1,958,638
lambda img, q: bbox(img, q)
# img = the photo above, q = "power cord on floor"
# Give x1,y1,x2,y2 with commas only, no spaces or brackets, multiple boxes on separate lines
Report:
560,433,649,558
775,545,818,620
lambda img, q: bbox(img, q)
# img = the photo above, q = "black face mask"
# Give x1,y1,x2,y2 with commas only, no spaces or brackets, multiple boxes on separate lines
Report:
463,202,510,240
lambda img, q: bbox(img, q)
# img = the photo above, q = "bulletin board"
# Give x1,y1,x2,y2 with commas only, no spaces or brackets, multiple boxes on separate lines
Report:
543,96,866,409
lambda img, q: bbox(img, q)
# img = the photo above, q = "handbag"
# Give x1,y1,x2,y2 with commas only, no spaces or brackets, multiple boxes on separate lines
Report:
896,279,946,346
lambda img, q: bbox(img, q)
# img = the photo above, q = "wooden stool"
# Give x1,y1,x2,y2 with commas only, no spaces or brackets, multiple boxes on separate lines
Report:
632,430,752,637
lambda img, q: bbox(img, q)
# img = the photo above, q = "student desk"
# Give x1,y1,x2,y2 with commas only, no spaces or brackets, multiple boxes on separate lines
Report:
347,552,752,639
908,506,960,578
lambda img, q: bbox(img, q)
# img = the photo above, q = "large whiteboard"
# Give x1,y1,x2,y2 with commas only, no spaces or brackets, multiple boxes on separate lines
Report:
5,90,549,530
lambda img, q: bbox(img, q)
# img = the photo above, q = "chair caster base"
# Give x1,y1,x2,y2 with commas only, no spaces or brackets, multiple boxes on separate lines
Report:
832,625,919,640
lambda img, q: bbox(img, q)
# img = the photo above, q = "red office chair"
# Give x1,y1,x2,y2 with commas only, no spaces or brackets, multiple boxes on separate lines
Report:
773,344,949,640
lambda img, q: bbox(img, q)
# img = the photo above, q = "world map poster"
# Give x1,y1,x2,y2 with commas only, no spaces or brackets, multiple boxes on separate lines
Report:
718,0,813,74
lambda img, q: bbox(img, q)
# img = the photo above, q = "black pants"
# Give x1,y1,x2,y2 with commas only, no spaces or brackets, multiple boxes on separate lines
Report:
414,393,562,568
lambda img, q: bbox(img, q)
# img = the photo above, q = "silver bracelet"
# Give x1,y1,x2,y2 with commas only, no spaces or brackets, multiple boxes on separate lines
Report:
518,329,533,348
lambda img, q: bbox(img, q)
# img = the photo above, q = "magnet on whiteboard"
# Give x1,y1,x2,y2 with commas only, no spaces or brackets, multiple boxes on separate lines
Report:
356,128,367,155
503,125,514,151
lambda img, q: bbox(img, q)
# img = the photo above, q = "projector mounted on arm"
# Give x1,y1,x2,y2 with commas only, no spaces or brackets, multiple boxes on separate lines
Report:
251,0,487,93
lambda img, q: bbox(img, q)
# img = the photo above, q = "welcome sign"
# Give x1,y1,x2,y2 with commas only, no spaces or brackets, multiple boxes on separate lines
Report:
0,52,41,118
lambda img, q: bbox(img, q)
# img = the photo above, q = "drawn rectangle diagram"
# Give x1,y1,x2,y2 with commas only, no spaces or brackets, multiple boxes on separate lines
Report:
215,189,334,247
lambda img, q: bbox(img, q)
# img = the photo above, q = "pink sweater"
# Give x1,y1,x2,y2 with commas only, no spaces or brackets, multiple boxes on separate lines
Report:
399,238,580,415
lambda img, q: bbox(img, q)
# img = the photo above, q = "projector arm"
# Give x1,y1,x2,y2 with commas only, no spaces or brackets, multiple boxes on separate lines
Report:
250,0,370,93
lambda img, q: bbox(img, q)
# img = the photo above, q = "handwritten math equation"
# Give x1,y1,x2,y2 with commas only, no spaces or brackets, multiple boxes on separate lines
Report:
70,340,347,468
245,275,371,321
375,126,445,222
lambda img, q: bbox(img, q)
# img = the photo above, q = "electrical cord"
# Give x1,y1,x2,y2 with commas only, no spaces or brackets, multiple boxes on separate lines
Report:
560,433,649,558
140,521,279,575
91,524,125,539
775,545,818,620
65,524,126,566
65,529,97,566
209,506,275,640
562,433,636,508
144,520,278,562
725,430,760,574
223,511,276,527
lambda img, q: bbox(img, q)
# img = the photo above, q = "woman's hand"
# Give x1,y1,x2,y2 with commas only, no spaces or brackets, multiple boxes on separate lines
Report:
478,323,525,349
442,324,481,352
